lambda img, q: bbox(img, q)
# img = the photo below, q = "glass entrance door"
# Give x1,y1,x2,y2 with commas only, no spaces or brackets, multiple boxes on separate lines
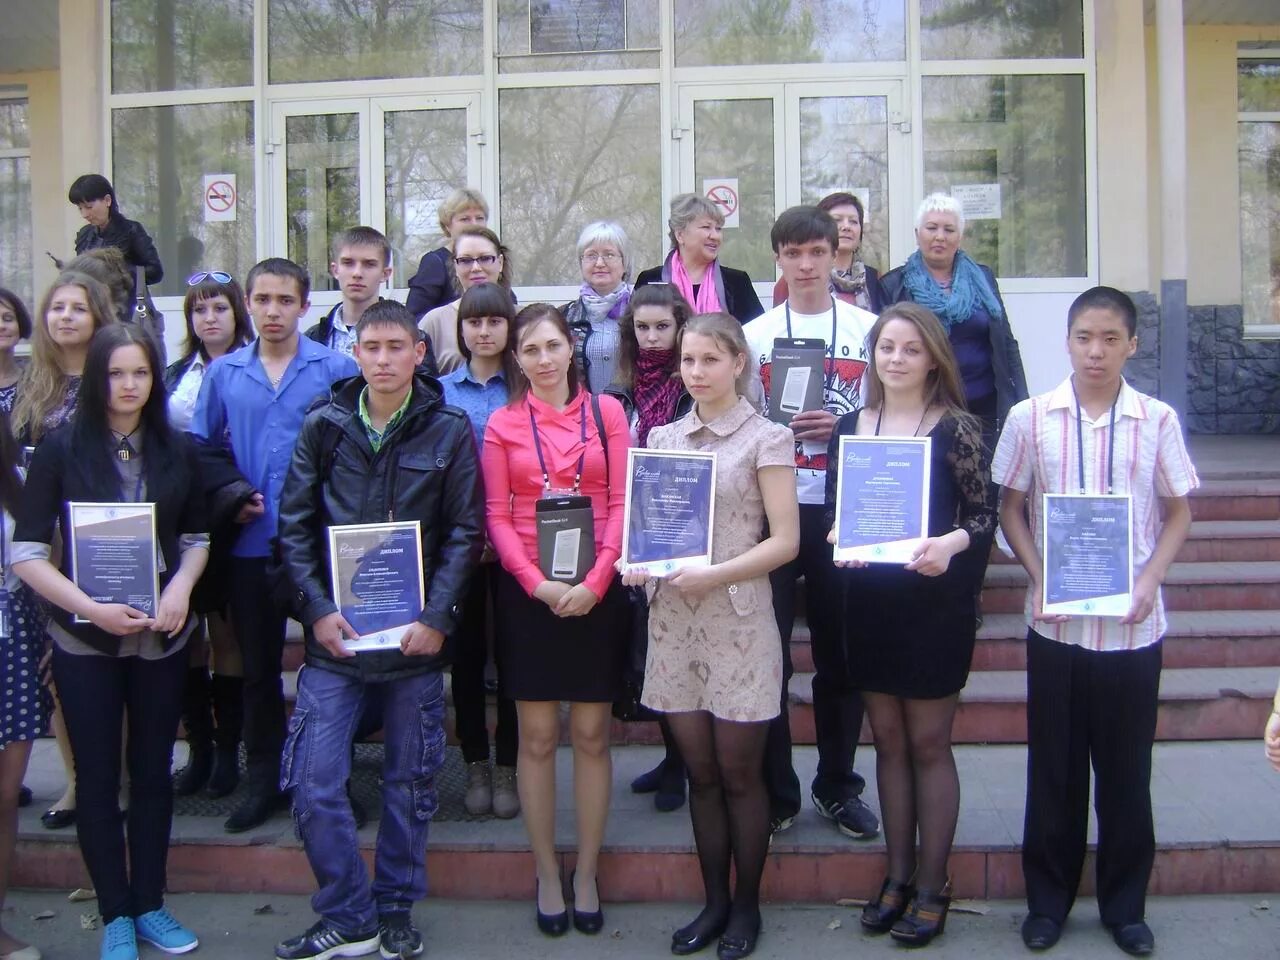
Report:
270,95,482,289
678,81,909,288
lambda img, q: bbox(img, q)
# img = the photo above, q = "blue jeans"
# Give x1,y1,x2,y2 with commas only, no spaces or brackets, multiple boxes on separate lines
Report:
281,665,446,934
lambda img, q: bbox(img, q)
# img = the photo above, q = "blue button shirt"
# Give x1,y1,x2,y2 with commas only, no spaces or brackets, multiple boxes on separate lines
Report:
190,337,359,558
440,363,509,449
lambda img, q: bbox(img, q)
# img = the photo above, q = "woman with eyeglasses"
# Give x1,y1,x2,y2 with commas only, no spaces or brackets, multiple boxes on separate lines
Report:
418,226,513,376
166,272,254,802
563,222,633,393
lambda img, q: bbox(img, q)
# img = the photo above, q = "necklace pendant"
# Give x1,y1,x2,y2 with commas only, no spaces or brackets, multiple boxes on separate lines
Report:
117,447,130,462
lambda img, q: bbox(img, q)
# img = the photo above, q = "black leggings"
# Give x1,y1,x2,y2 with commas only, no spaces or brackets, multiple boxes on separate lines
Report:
667,711,770,944
53,644,186,924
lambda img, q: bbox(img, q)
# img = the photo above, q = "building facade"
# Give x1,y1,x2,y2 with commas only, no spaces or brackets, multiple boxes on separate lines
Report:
0,0,1278,431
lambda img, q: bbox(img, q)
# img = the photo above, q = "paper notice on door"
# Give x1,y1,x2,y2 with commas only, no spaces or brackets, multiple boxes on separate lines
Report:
950,183,1002,221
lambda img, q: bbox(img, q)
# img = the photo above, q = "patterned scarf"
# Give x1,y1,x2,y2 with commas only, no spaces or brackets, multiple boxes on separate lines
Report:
830,260,872,311
633,348,682,446
578,282,631,325
901,249,1004,330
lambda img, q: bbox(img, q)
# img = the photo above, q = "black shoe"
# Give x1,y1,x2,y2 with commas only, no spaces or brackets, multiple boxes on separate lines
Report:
17,785,31,808
861,877,915,933
536,879,569,937
378,912,423,959
225,790,286,833
671,910,729,956
631,761,666,794
206,745,241,798
766,813,796,849
41,807,75,830
1109,921,1154,956
889,883,952,947
716,915,760,960
571,870,603,934
655,762,687,813
173,744,214,796
811,791,879,839
275,919,379,960
1021,914,1063,951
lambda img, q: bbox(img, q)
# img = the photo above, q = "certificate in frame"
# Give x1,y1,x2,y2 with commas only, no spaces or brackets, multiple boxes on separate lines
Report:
832,436,931,564
622,449,717,576
68,501,159,623
328,520,426,653
1042,493,1133,617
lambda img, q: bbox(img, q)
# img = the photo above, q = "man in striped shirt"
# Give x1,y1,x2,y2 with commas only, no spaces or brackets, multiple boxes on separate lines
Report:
992,287,1197,957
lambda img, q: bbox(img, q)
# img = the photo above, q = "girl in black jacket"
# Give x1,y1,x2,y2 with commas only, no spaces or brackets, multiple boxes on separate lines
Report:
68,174,164,296
13,324,208,959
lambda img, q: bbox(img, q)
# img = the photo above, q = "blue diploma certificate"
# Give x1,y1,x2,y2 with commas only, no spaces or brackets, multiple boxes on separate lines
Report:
68,502,159,622
1042,493,1133,617
328,521,426,653
833,436,931,564
622,449,717,576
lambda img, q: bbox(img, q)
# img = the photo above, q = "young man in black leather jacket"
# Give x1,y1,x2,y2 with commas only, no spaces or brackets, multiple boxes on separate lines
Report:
274,300,483,960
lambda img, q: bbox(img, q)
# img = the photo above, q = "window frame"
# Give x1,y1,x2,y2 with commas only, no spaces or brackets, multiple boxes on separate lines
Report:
1237,47,1280,338
0,93,33,308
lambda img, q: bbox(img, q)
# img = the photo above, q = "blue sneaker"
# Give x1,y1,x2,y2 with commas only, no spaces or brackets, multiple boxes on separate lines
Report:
101,916,138,960
134,907,199,954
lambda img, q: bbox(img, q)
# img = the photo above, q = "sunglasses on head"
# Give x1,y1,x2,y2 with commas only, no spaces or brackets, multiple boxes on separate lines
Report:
187,271,233,286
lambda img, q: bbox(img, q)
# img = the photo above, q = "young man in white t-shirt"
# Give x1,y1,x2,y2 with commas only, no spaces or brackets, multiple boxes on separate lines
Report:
744,206,879,840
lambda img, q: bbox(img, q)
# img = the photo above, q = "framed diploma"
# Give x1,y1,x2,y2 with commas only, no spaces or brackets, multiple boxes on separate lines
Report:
832,436,931,564
68,502,159,623
1042,493,1133,617
622,449,717,576
328,520,426,653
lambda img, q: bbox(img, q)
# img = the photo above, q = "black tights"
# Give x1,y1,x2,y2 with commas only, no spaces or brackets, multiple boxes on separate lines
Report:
864,692,960,891
666,711,769,943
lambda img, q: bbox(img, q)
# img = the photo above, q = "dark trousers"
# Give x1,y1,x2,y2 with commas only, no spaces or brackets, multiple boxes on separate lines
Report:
1023,630,1162,927
766,502,865,815
450,564,518,767
53,644,187,924
228,557,288,791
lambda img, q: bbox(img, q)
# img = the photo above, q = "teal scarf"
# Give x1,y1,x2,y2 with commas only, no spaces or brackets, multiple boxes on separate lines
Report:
902,250,1003,330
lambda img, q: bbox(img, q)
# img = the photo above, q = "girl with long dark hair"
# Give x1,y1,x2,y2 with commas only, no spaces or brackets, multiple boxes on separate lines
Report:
0,289,32,415
13,324,209,960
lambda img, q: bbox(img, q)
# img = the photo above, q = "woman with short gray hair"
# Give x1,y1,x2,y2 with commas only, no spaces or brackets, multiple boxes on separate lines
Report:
563,220,633,392
636,194,763,325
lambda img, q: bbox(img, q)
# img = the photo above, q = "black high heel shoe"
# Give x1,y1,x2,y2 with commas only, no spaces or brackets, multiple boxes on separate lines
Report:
861,876,916,933
536,878,569,937
889,881,952,947
570,870,604,934
671,910,729,956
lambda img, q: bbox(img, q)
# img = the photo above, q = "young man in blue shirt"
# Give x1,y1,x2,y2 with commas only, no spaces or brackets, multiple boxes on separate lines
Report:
190,257,358,833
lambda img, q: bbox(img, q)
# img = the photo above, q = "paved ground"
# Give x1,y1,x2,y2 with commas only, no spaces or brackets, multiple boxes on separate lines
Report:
4,890,1278,959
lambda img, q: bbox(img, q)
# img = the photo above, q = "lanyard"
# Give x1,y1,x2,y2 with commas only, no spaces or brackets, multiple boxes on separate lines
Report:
1072,380,1120,494
528,401,587,493
873,406,930,438
785,300,838,393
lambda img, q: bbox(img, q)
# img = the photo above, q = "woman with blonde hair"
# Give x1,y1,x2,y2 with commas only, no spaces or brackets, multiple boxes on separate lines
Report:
405,187,490,318
825,302,995,946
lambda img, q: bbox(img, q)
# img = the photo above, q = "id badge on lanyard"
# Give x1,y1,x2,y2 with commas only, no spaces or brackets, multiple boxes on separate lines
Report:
530,403,596,585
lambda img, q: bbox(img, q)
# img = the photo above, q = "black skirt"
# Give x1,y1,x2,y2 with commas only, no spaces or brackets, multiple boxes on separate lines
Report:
493,566,627,703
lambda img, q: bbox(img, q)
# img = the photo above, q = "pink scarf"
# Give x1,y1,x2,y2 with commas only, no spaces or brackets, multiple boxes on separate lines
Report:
669,250,724,314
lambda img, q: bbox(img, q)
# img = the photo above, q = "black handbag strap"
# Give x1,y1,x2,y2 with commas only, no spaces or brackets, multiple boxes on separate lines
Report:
589,393,609,489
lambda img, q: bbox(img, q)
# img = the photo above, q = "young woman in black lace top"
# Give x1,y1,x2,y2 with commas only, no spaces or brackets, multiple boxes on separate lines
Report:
824,302,995,947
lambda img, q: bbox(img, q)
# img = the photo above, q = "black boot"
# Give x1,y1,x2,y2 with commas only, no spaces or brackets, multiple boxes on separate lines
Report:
225,764,285,833
206,674,243,799
174,668,214,796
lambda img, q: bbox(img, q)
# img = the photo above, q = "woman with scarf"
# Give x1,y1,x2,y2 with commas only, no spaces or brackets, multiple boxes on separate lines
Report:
771,192,884,313
563,221,634,393
879,193,1027,452
636,194,764,326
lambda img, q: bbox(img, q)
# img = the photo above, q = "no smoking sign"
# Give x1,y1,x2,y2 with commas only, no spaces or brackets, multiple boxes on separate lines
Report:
203,174,238,223
702,178,739,228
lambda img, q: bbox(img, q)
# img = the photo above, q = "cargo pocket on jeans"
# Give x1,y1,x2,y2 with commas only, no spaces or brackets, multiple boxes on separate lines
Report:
280,707,310,827
413,689,447,821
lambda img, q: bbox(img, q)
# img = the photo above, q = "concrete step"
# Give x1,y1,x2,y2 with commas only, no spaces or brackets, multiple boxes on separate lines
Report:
978,561,1280,614
789,611,1280,673
15,741,1280,900
1188,479,1280,521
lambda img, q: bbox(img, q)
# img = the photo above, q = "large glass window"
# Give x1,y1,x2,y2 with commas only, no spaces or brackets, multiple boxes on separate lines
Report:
111,0,253,93
111,103,257,296
674,0,905,67
267,0,483,83
0,99,32,307
920,0,1083,60
497,0,659,72
1239,54,1280,329
498,85,661,285
922,74,1087,278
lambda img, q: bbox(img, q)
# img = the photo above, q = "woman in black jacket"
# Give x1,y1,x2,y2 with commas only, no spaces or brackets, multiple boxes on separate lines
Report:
13,324,208,959
68,174,163,297
635,194,763,325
